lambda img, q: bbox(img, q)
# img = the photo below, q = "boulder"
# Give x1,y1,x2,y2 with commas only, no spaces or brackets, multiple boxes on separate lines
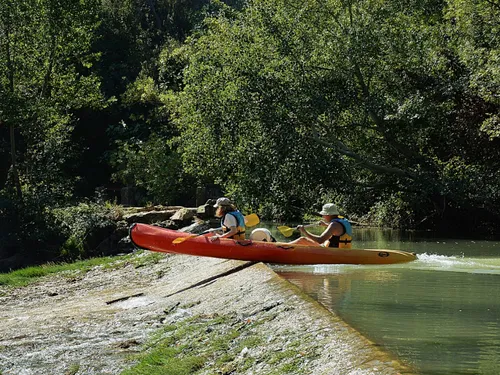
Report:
179,221,212,234
170,208,197,222
123,210,178,224
196,202,216,219
155,220,179,230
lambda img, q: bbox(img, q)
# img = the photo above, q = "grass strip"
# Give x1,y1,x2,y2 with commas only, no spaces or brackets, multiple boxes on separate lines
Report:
0,251,165,288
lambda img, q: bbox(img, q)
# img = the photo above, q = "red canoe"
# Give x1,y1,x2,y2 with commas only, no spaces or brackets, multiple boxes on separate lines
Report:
129,223,417,265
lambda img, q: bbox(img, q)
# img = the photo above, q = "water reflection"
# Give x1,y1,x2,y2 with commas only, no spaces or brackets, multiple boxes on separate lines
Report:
272,228,500,375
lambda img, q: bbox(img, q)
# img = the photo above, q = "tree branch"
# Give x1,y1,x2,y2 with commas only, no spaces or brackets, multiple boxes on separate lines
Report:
352,63,432,166
40,35,56,99
307,133,418,179
145,0,163,32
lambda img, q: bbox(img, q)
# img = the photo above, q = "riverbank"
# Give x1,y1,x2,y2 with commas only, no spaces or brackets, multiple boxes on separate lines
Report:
0,251,413,374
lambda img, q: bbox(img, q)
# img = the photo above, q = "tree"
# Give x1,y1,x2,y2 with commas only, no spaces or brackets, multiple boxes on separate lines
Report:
172,0,500,229
100,0,245,205
0,0,104,259
446,0,500,139
0,0,103,203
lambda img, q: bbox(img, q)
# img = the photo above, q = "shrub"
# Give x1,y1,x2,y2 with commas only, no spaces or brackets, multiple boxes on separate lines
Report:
52,202,123,260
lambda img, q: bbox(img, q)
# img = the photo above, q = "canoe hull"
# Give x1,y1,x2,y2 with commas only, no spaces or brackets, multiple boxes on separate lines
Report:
129,223,417,265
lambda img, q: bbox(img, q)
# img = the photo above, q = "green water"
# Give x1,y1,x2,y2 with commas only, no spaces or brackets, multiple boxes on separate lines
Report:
269,227,500,375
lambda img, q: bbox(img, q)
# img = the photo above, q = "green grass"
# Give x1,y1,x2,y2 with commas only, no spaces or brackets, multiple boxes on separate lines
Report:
122,314,262,375
0,251,165,288
122,345,205,375
64,363,80,375
121,313,313,375
122,316,212,375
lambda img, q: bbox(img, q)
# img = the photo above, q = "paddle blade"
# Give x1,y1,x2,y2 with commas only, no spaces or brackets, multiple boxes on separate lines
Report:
172,234,196,244
277,225,296,237
244,213,260,227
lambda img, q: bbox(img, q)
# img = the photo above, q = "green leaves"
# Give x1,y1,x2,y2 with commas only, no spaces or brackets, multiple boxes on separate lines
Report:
1,0,499,238
170,0,500,227
0,0,103,201
446,0,500,134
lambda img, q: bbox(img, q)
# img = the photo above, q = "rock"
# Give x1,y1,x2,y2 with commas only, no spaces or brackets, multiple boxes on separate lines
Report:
114,339,141,349
155,220,179,230
85,222,117,256
114,223,130,238
179,221,212,234
196,202,216,219
0,254,412,375
239,347,249,357
170,208,197,222
123,210,178,224
117,236,134,253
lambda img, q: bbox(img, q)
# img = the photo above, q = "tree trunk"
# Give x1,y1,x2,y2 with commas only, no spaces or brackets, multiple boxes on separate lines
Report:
40,34,56,99
145,0,163,32
3,14,23,200
9,123,22,200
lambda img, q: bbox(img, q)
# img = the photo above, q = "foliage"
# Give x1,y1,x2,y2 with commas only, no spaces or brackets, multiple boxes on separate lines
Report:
445,0,500,138
111,134,196,205
101,16,198,205
51,202,122,259
362,194,414,228
108,62,197,205
2,0,500,266
171,0,500,230
173,1,346,219
0,0,104,202
0,189,67,261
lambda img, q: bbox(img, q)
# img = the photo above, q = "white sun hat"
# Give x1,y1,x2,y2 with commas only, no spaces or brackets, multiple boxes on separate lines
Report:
319,203,339,216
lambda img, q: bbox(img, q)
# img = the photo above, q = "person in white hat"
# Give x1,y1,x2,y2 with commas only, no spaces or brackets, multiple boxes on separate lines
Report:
289,203,352,248
210,197,246,240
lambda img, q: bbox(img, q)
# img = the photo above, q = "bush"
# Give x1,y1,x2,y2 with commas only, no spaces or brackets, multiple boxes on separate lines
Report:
0,190,65,264
0,195,19,259
361,195,414,229
52,202,123,260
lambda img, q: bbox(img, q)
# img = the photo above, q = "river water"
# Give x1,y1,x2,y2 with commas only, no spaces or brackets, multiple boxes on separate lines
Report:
269,227,500,375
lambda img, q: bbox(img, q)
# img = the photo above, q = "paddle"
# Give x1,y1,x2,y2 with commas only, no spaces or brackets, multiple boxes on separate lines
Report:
172,213,260,244
244,213,260,227
277,222,321,238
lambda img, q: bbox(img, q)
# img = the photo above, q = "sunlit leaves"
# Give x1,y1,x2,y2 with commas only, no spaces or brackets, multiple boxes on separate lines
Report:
0,0,103,203
446,0,500,105
172,0,500,226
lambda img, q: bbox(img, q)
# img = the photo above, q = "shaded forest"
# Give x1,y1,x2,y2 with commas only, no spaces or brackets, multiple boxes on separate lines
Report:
1,0,499,261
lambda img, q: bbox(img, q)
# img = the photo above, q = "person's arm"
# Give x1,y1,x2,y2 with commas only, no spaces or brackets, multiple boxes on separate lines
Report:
298,221,344,244
219,226,238,238
211,214,238,239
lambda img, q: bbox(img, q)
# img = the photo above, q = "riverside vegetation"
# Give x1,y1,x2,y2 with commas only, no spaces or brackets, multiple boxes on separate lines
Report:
1,0,499,266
